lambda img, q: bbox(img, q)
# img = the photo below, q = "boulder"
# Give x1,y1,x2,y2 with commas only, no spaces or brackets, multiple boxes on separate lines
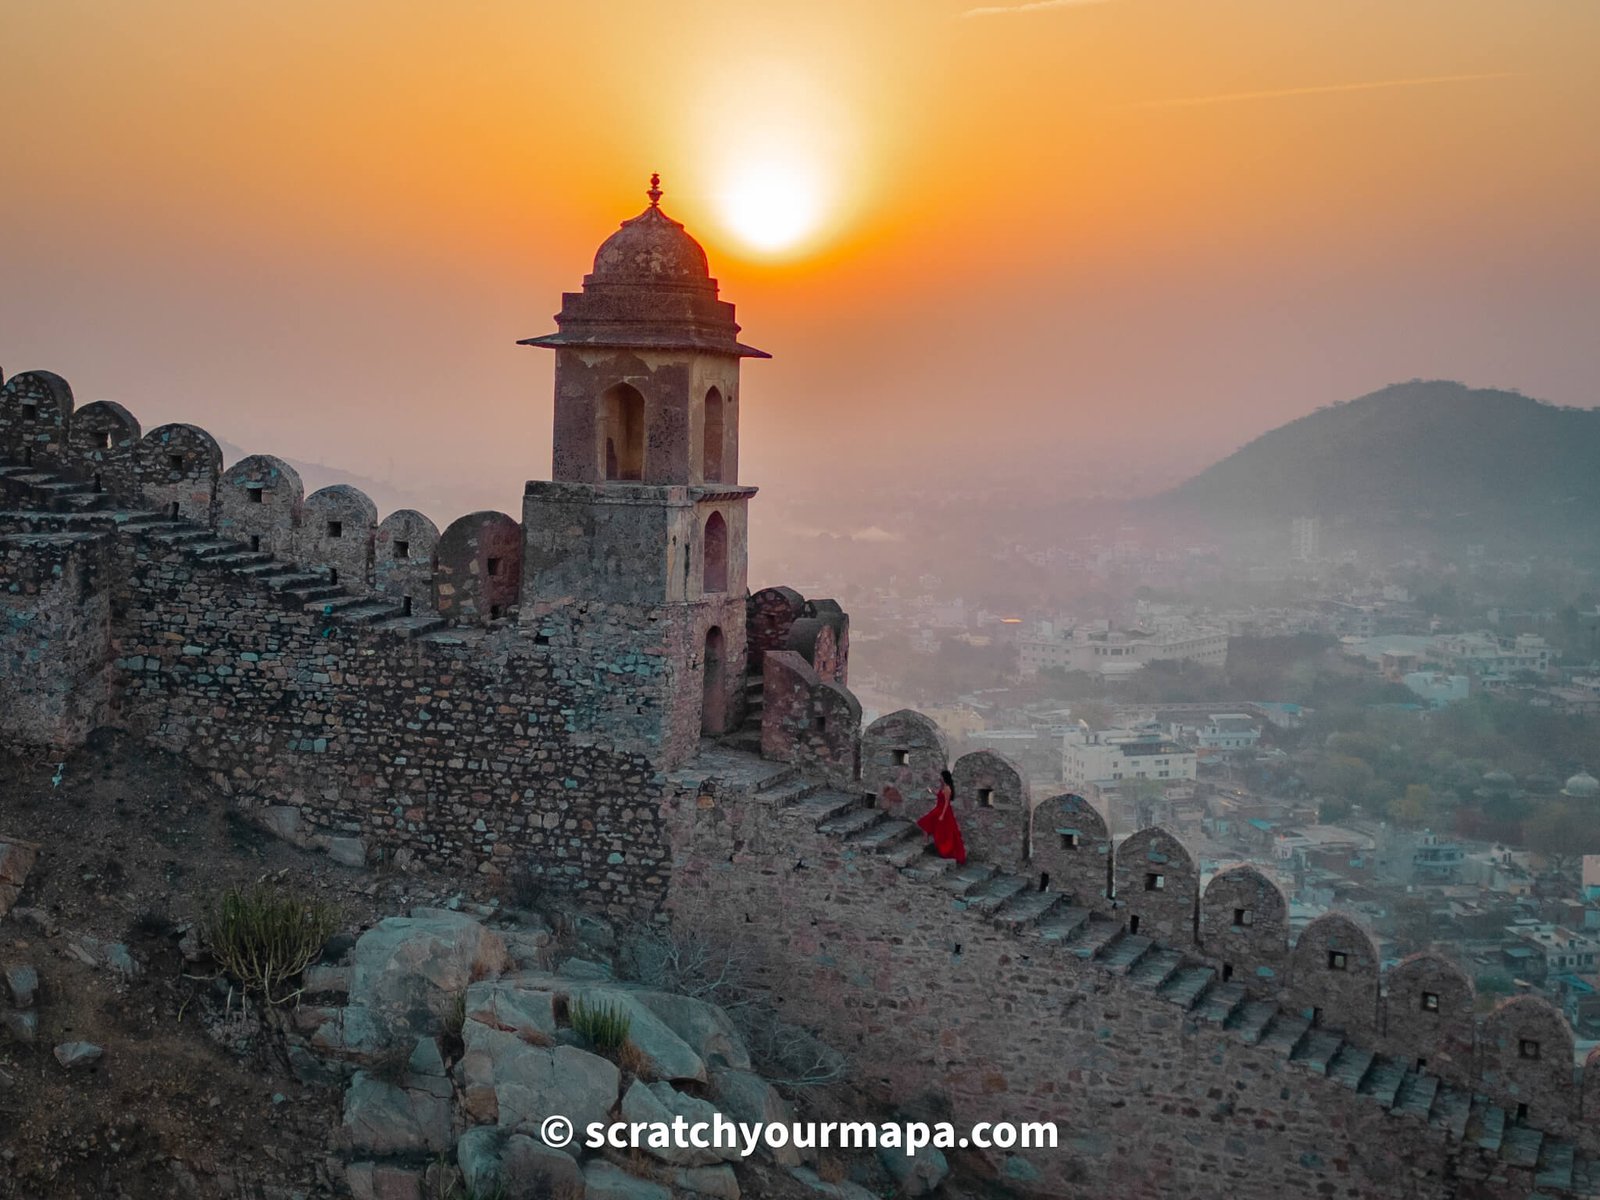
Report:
53,1041,103,1069
3,1010,39,1042
346,1162,423,1200
327,837,368,868
260,806,309,847
0,837,39,919
583,1161,669,1200
675,1165,740,1200
879,1143,949,1196
464,978,558,1043
632,991,751,1071
710,1067,800,1166
786,1167,880,1200
4,963,39,1008
570,986,706,1083
310,1003,391,1064
349,913,509,1042
341,1070,453,1155
615,1081,740,1167
457,1126,586,1199
455,1022,617,1146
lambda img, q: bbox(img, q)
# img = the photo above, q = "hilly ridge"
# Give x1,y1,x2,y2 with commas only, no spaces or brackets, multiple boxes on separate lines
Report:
1155,380,1600,552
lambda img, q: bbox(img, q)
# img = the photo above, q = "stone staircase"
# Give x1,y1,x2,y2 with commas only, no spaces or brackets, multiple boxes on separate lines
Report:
0,462,450,640
745,766,1599,1196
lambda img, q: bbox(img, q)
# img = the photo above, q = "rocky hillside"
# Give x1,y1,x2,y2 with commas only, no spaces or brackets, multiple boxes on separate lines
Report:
0,735,990,1200
1154,380,1600,552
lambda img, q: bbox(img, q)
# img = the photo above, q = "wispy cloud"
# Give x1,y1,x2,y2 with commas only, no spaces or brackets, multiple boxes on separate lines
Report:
1133,71,1520,110
961,0,1114,18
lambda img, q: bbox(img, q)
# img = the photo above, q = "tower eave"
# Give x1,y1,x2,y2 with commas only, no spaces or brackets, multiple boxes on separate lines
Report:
516,332,770,359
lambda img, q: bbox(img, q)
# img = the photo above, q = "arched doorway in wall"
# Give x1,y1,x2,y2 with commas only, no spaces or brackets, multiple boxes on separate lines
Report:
703,511,728,594
600,383,645,481
703,387,724,483
702,626,727,735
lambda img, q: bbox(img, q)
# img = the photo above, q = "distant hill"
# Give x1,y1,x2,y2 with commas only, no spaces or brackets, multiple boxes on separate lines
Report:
1154,381,1600,553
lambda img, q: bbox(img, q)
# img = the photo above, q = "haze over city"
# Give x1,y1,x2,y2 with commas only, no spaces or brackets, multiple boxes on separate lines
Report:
6,0,1599,527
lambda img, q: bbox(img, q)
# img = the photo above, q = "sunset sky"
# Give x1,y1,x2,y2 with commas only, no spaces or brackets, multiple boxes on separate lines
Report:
5,0,1598,519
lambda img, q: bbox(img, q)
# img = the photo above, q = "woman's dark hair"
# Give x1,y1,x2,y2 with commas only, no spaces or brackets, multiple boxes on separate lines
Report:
940,769,955,788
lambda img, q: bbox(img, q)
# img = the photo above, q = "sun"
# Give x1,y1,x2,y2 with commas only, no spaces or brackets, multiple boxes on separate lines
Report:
716,159,825,255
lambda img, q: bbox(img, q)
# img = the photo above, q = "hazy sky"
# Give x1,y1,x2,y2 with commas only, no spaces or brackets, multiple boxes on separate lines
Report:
4,0,1598,519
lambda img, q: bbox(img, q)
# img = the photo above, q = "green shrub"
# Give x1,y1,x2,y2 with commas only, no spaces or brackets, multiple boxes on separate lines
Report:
202,884,339,1005
569,997,632,1051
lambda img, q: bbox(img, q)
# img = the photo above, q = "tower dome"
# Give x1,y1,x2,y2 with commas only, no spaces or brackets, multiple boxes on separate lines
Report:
1563,770,1599,798
590,176,710,286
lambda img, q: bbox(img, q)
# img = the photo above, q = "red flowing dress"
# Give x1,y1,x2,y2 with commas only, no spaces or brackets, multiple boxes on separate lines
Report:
916,784,967,866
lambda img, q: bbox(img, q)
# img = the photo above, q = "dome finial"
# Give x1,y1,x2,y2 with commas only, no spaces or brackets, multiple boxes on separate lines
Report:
647,172,662,208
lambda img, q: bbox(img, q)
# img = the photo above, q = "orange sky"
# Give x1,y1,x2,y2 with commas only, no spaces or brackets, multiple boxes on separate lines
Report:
4,0,1598,517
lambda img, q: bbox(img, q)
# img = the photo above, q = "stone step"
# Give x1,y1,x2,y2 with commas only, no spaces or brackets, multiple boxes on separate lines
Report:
1358,1058,1406,1108
1289,1028,1344,1075
964,873,1031,916
234,560,298,577
886,836,935,870
1428,1083,1472,1140
288,584,345,603
1467,1098,1506,1154
1034,906,1091,945
1157,965,1215,1011
150,527,212,546
721,729,763,754
1501,1124,1542,1170
795,790,867,829
1064,916,1122,960
1227,999,1279,1045
900,855,956,884
1127,948,1186,992
264,572,325,590
818,807,885,839
937,862,999,897
1537,1140,1576,1192
191,539,246,558
207,551,275,568
1258,1013,1311,1056
1096,933,1153,975
1326,1044,1375,1091
744,676,764,694
847,817,920,853
762,778,822,808
1193,979,1249,1025
336,602,406,624
370,615,449,638
753,765,800,795
1392,1072,1438,1120
989,887,1064,931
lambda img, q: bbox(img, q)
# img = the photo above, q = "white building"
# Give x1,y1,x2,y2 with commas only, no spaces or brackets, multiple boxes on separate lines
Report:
1020,622,1228,678
1193,713,1262,752
1062,723,1198,795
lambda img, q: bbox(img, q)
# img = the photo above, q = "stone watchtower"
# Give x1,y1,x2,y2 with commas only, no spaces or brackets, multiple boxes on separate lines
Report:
518,176,764,762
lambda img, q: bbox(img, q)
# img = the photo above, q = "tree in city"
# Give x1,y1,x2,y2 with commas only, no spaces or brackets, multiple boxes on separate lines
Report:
1522,799,1600,874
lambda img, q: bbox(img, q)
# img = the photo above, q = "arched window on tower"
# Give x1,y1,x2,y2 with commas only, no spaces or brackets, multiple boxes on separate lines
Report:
703,511,728,594
703,387,724,483
600,383,645,481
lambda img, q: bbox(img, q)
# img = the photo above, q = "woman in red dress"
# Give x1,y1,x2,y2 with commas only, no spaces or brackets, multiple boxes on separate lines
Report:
916,769,967,866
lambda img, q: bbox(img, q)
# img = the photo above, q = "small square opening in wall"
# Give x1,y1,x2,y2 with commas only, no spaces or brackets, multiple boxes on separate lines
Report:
1519,1039,1541,1060
401,596,413,617
486,556,502,577
1128,915,1140,935
326,520,342,539
891,748,910,766
1060,831,1079,850
1421,991,1440,1012
20,401,37,419
1233,907,1254,929
812,715,827,733
328,568,339,586
394,540,410,560
1311,1006,1323,1027
247,486,264,503
1327,951,1348,971
1516,1103,1529,1122
1221,963,1234,982
95,430,111,449
490,604,503,620
169,454,185,472
249,535,261,553
1145,872,1165,891
978,787,994,806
